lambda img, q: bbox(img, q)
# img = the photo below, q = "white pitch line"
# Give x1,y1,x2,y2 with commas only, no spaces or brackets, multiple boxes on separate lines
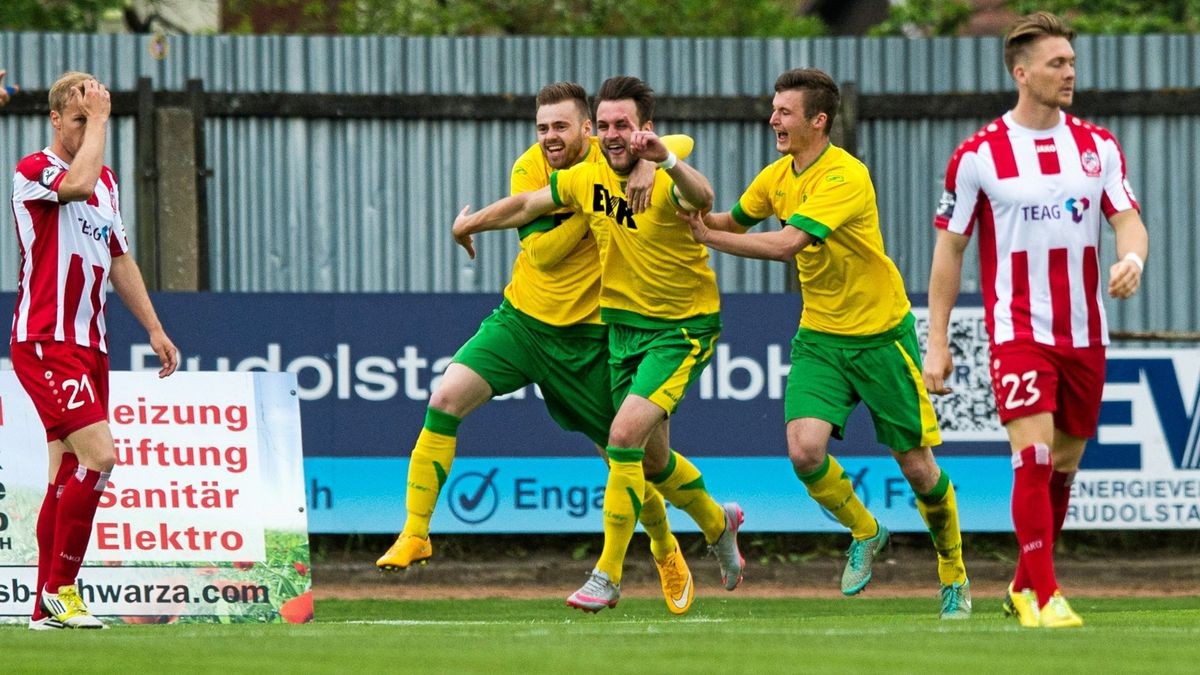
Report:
341,617,732,626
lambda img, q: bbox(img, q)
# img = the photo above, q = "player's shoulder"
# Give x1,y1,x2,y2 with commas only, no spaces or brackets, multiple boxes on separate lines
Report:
14,150,56,179
1064,113,1119,143
953,116,1010,155
512,143,546,172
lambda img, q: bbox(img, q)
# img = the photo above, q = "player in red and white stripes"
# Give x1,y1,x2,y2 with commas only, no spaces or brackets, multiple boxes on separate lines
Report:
10,71,179,630
923,12,1149,629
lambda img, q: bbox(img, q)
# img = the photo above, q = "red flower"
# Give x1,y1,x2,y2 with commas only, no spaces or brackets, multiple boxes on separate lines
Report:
279,591,313,624
232,561,255,570
293,562,308,576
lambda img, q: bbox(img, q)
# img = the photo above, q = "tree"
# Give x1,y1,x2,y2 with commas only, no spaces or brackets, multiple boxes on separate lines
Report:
0,0,127,31
867,0,973,37
1007,0,1200,34
872,0,1200,37
222,0,826,37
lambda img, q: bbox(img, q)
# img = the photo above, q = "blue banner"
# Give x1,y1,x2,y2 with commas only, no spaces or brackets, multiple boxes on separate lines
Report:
5,293,1197,533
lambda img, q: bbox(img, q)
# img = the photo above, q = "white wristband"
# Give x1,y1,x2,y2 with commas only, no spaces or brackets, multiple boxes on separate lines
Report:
1123,251,1144,273
657,151,678,171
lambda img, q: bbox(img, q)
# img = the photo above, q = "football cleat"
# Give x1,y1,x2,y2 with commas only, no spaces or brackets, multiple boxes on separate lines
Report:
376,533,433,571
654,544,694,615
842,521,889,595
566,569,621,613
708,502,745,591
40,585,106,629
939,579,972,620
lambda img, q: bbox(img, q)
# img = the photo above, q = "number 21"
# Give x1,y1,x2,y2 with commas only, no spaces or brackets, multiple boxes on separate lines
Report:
63,374,96,410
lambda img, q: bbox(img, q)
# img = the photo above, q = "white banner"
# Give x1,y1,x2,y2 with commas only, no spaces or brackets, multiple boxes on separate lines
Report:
0,372,312,624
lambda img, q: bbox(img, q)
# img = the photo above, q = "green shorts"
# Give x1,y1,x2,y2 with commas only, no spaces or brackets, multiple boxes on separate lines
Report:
607,320,720,416
453,301,614,446
784,313,941,451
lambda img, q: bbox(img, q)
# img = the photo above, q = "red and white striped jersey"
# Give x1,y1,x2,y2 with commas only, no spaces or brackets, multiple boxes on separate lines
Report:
10,148,130,353
935,111,1140,348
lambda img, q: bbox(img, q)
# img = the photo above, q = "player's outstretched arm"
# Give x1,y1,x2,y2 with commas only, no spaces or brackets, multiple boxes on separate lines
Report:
1108,208,1148,300
452,186,557,258
681,209,811,262
110,254,178,378
923,228,970,395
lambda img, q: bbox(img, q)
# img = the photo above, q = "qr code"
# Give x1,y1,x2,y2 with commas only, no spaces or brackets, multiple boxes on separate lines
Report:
912,308,1005,439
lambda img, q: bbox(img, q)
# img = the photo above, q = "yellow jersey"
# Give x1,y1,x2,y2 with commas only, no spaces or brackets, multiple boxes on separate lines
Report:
731,144,910,336
503,141,605,326
550,158,720,329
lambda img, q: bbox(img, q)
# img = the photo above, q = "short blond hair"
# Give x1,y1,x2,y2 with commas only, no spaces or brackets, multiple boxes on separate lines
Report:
1004,12,1075,73
48,71,95,113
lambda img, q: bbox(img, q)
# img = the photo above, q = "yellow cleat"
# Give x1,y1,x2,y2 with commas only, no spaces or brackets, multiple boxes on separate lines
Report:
40,585,106,629
654,544,694,615
1003,583,1041,628
1039,591,1084,628
376,533,433,571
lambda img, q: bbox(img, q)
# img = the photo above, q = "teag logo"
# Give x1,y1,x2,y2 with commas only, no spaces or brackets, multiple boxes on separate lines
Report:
1064,197,1090,223
1085,353,1200,471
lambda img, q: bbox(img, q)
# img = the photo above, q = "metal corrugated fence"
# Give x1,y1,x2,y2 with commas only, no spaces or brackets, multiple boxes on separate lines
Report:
2,31,1197,333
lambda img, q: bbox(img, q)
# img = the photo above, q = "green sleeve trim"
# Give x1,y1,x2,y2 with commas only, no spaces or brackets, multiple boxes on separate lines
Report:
517,215,558,241
731,202,764,229
606,446,646,463
668,182,682,209
794,453,831,485
647,449,679,484
918,470,951,504
549,171,564,207
424,407,462,437
786,213,832,241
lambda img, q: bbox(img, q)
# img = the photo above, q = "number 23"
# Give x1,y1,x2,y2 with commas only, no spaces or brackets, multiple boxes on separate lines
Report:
1000,370,1041,409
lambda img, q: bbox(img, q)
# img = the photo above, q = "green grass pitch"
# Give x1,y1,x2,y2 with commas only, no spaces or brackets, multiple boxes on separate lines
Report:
4,596,1199,673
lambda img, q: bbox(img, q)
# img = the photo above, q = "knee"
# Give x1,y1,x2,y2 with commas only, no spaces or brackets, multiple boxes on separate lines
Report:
896,449,939,491
607,421,642,449
787,441,825,475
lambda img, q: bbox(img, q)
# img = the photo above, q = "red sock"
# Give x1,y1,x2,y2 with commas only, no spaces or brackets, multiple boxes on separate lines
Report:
32,454,79,620
46,467,109,592
1049,470,1074,538
1012,468,1075,593
1010,444,1058,607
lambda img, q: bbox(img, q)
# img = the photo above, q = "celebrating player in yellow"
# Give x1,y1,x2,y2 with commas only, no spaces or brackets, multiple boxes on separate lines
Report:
453,76,743,613
681,68,970,619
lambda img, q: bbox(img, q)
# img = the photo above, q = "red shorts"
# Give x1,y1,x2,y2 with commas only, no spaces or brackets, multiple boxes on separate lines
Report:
10,341,110,441
988,341,1106,438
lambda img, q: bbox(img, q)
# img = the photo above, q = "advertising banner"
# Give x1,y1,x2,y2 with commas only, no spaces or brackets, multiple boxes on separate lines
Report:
0,372,312,625
1,293,1197,535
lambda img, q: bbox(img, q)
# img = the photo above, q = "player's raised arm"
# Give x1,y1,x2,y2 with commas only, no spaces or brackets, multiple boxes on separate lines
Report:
629,125,712,211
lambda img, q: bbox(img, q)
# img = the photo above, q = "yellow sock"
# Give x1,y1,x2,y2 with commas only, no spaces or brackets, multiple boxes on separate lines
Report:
796,454,877,540
639,484,678,562
648,449,726,544
916,470,967,586
401,408,461,539
596,446,645,584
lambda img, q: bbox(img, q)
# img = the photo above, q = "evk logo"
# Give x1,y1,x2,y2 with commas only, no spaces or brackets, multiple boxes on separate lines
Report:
447,468,499,524
1086,354,1200,471
1064,197,1090,223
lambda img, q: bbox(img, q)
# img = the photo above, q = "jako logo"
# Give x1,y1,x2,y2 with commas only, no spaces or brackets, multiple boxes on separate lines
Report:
1064,197,1090,223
